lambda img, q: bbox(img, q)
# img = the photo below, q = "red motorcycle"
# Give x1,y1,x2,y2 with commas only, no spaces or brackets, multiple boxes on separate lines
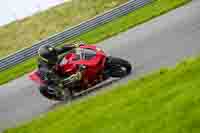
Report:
29,45,132,101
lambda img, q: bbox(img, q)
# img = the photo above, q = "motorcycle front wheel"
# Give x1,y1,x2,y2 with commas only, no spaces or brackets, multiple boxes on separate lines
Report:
105,56,132,78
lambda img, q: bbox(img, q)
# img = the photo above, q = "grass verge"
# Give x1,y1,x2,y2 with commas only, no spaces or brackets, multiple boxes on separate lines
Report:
4,55,200,133
0,0,191,85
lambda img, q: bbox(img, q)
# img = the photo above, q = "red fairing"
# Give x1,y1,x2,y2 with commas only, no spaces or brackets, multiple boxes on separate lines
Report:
59,45,107,82
59,53,78,75
29,71,44,85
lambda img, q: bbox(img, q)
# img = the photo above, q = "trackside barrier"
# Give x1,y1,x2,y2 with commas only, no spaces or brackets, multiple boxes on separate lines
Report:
0,0,152,72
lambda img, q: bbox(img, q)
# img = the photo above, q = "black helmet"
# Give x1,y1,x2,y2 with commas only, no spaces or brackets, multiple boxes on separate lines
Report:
38,45,58,65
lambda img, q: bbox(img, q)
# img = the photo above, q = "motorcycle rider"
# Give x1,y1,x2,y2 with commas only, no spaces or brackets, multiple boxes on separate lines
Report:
37,42,84,83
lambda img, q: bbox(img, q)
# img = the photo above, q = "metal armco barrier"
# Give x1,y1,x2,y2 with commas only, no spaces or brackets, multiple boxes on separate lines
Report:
0,0,152,72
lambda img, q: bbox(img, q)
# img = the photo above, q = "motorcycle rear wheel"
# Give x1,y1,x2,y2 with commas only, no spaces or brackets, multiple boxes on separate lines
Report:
39,85,72,102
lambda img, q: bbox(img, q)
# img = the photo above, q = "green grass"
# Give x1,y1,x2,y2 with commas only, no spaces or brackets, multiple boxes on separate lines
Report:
0,58,37,85
0,0,128,58
4,55,200,133
0,0,191,85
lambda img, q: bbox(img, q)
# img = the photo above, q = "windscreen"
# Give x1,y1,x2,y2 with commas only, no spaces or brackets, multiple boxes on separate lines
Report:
74,48,96,60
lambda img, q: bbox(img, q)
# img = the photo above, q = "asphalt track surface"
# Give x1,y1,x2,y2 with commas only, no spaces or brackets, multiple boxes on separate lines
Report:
0,0,200,131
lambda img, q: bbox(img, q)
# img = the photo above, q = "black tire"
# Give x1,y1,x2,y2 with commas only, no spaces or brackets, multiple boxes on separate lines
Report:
39,85,72,102
39,86,58,100
106,56,132,78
